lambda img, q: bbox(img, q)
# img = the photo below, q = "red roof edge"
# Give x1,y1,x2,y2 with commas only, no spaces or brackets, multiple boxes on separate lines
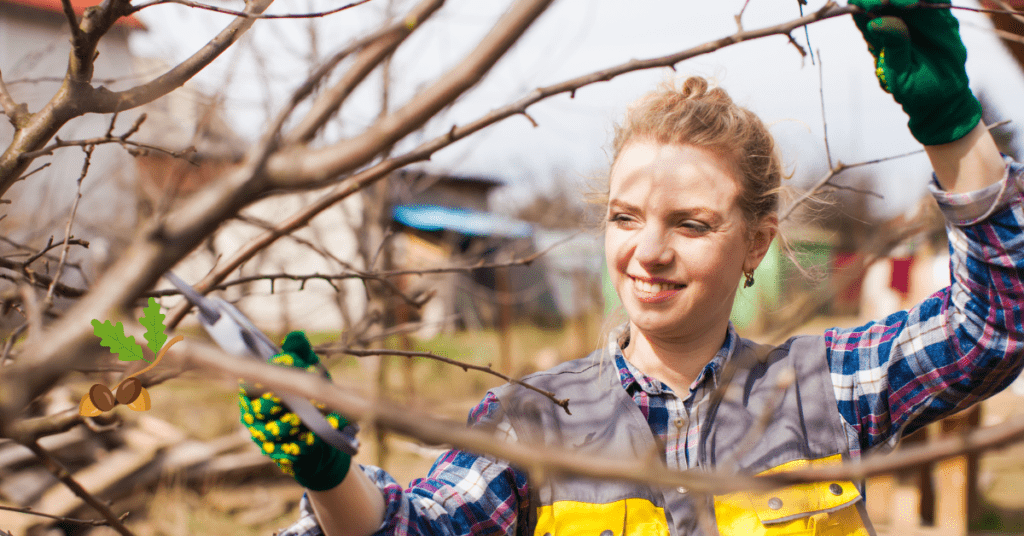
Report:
2,0,146,30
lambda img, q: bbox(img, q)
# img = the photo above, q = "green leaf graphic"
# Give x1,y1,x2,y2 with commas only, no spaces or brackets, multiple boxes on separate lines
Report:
91,319,145,362
140,297,168,355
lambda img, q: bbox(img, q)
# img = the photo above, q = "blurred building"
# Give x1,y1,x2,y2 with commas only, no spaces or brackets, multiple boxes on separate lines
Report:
388,170,573,338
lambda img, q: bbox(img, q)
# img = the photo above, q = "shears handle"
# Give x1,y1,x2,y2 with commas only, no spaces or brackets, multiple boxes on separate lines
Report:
164,272,360,456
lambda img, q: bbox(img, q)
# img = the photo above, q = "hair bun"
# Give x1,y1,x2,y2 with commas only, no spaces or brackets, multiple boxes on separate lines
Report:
678,76,730,106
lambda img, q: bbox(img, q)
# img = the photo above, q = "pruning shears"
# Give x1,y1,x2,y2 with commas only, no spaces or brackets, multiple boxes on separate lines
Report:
164,271,360,456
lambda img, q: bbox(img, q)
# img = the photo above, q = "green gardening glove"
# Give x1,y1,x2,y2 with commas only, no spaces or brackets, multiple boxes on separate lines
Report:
849,0,982,145
238,331,353,491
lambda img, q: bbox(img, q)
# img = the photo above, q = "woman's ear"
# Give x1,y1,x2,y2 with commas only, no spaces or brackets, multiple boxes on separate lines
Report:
744,215,778,273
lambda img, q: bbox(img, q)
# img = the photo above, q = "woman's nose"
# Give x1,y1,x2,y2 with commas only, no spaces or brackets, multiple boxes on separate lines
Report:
633,228,673,267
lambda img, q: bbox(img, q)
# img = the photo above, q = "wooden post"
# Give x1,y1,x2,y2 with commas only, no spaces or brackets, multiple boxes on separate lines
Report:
495,266,513,375
934,407,981,536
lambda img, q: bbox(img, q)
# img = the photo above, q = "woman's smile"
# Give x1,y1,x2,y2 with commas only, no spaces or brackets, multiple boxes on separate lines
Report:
630,276,685,303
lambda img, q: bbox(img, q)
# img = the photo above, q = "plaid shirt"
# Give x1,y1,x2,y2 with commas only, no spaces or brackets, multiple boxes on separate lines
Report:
280,159,1024,536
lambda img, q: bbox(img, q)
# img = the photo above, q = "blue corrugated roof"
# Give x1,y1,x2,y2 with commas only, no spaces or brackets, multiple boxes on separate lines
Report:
393,204,533,238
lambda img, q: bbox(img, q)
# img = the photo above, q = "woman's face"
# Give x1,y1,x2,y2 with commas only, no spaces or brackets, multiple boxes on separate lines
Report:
604,140,773,345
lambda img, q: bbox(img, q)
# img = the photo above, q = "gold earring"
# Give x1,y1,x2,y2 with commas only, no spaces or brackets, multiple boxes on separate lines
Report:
743,271,755,288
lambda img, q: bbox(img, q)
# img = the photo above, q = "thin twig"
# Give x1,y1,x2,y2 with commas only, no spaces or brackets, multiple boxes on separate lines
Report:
786,32,808,57
780,120,1012,222
0,235,89,259
16,163,51,182
0,504,125,527
331,347,571,414
0,258,88,298
131,0,375,18
23,236,56,268
734,0,754,31
21,440,136,536
228,214,431,306
45,145,91,304
17,117,198,164
0,68,27,125
154,234,575,299
281,0,445,145
817,49,832,170
233,213,362,273
346,315,461,346
370,225,395,270
822,182,885,199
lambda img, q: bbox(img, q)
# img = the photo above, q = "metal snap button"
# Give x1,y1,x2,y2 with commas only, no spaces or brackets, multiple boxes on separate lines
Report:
600,531,614,536
829,483,843,496
677,486,687,494
768,497,783,510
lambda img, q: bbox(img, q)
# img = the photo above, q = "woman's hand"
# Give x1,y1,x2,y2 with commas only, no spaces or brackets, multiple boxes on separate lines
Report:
238,331,353,491
850,0,983,146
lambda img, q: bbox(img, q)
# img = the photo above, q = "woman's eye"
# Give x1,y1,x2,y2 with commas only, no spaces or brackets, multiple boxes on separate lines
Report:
679,221,711,234
608,214,636,225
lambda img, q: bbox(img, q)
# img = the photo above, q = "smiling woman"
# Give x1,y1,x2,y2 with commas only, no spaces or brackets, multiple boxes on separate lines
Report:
251,2,1024,535
605,140,776,395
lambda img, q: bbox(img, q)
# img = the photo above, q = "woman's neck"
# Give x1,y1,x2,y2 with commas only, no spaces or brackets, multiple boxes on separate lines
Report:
622,323,729,395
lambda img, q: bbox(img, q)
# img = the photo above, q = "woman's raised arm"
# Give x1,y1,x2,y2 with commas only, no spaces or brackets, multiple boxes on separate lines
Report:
925,120,1005,194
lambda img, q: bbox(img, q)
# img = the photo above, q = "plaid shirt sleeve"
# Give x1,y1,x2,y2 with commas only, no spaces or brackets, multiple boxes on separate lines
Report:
276,392,530,536
826,157,1024,455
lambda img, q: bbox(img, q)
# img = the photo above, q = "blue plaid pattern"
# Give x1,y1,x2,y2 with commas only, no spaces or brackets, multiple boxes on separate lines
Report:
279,160,1024,536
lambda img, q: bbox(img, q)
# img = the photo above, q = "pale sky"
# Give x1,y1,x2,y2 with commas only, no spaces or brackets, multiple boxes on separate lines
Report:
131,0,1024,219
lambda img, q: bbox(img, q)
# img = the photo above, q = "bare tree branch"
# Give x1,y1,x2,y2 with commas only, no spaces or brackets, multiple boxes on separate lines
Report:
20,440,136,536
334,346,571,413
1,235,89,263
265,0,558,187
158,233,568,298
84,0,274,113
780,120,1012,223
0,0,273,196
132,0,374,19
990,0,1024,25
198,0,859,282
179,340,1024,495
992,26,1024,45
817,49,833,170
0,0,557,420
0,258,88,298
16,114,199,164
44,146,92,305
283,0,446,144
58,0,83,44
176,340,764,495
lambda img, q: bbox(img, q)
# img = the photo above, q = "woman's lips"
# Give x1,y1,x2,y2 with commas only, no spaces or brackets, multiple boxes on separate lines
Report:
630,276,684,303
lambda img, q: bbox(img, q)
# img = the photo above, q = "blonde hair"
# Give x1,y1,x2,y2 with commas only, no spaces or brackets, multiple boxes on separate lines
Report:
610,76,782,230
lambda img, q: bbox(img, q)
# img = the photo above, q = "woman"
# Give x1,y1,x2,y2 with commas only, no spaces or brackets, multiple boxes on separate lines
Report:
243,1,1024,534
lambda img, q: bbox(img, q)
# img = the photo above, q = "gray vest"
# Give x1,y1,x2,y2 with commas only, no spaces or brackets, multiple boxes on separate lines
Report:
492,335,875,536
